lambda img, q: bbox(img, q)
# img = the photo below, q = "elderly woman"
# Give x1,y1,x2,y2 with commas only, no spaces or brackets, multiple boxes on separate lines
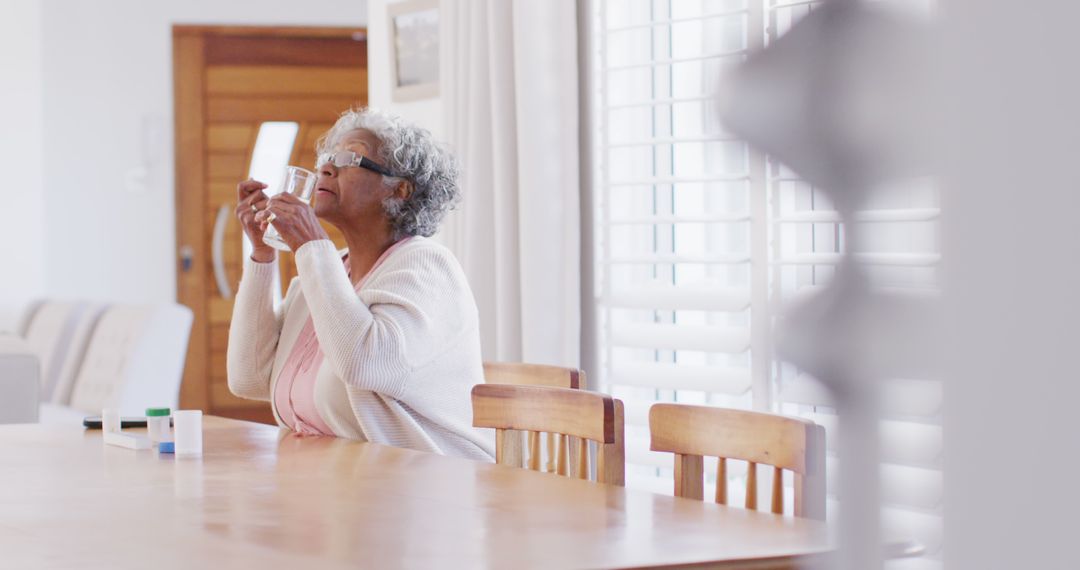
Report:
226,107,493,461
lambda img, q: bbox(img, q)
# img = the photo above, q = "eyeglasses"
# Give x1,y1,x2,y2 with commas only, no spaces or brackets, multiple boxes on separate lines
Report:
316,150,398,178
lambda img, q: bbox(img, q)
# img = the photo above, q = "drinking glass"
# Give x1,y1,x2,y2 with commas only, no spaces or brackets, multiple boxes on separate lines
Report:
262,166,318,251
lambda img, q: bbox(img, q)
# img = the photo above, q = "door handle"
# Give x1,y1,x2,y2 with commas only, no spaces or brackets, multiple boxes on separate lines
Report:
211,204,233,300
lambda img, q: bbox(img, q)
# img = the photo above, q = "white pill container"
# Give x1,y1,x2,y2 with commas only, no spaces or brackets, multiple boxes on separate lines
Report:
145,407,172,444
173,410,203,456
102,408,121,434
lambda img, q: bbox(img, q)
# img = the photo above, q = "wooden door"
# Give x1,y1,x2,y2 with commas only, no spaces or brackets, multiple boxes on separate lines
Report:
174,26,367,423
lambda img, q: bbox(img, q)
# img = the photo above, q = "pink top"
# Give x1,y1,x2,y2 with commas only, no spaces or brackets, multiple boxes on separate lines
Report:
273,238,414,436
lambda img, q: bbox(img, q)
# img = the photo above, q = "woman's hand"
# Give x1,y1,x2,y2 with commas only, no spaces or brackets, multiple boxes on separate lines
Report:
254,193,331,252
235,179,276,263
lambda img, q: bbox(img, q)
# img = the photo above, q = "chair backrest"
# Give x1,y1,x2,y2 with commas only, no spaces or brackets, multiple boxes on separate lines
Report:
48,303,109,406
649,403,826,519
14,299,45,337
23,301,108,404
483,362,586,472
482,361,585,389
0,335,40,424
68,303,194,415
472,384,625,486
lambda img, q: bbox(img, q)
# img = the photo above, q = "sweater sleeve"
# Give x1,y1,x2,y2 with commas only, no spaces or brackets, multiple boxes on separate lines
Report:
294,239,468,400
226,255,289,401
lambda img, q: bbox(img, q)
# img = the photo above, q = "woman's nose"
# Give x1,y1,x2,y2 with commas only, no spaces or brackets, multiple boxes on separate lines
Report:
319,163,336,178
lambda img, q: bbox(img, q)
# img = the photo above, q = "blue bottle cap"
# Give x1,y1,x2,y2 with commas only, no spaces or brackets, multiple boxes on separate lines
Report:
158,441,175,453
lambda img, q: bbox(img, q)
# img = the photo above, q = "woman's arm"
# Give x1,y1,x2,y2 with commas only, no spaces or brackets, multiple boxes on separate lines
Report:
294,239,467,399
226,257,290,401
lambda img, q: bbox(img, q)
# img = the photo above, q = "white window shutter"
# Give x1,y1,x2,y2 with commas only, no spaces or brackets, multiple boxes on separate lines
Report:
588,1,942,565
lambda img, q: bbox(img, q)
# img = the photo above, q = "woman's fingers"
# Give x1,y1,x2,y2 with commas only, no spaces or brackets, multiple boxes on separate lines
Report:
252,194,326,250
255,204,285,223
257,194,302,221
237,181,269,219
247,194,269,211
237,198,265,226
254,199,288,233
237,178,267,201
240,190,269,213
235,180,276,246
269,192,304,206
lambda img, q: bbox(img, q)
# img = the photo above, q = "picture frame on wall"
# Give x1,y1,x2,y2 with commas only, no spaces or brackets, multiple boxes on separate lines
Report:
388,0,439,102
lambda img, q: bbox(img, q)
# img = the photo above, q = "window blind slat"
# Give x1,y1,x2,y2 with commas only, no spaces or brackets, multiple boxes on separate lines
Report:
612,324,750,353
824,458,944,510
882,464,944,511
808,414,943,467
779,376,943,417
608,284,750,311
606,49,747,71
607,254,751,265
885,557,944,570
607,214,750,224
610,362,752,394
607,134,739,147
627,435,678,469
820,499,945,557
605,10,748,33
881,421,943,467
774,253,941,266
608,174,749,186
883,506,944,555
774,208,940,223
881,380,944,417
622,400,652,429
770,0,822,12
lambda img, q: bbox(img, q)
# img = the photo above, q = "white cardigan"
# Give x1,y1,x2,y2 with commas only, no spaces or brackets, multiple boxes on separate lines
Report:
226,237,495,461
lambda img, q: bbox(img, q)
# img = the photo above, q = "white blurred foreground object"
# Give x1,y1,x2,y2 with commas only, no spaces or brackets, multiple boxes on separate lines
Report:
0,335,40,424
942,1,1080,568
719,3,935,196
720,0,1080,568
718,3,940,569
173,410,202,456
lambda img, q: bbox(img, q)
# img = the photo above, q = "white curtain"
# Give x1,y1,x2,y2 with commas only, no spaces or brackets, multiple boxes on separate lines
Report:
439,0,581,367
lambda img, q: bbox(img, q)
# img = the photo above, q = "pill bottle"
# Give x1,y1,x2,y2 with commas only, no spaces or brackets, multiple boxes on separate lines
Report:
146,407,172,444
173,410,203,456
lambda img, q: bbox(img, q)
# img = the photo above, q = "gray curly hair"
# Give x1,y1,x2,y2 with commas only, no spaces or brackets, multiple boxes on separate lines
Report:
316,107,461,238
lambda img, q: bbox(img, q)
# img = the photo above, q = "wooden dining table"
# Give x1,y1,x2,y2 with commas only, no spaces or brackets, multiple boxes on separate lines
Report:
0,416,856,569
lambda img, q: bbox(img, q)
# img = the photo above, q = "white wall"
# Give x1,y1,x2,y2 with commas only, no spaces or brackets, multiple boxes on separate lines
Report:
0,0,368,323
0,1,45,331
367,0,449,251
367,0,444,136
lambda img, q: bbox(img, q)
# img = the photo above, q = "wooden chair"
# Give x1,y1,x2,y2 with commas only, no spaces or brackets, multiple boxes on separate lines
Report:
649,403,826,519
471,384,625,486
482,361,585,472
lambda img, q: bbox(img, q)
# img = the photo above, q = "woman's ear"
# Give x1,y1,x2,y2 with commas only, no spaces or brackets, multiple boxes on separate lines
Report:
395,179,414,201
